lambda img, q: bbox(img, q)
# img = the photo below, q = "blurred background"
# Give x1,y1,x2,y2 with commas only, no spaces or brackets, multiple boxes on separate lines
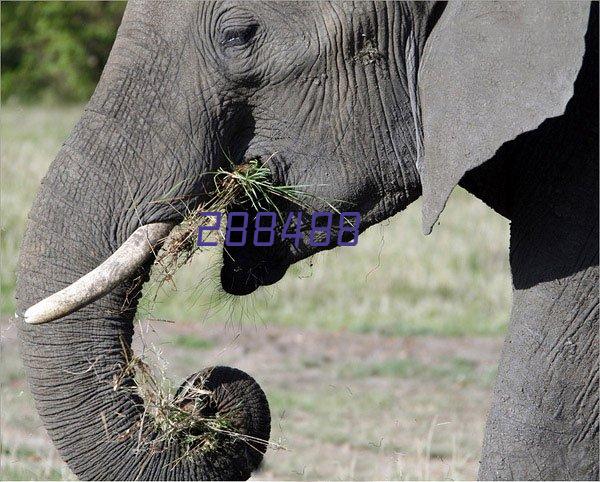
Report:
1,2,511,480
1,1,125,104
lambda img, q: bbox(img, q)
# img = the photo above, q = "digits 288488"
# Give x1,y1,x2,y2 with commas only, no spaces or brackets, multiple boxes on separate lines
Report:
197,211,361,248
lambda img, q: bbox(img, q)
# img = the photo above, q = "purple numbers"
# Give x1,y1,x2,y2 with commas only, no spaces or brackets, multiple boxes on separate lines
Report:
309,212,333,247
281,211,303,248
307,212,360,247
225,212,248,246
196,211,361,247
197,212,221,247
337,212,360,246
253,212,277,246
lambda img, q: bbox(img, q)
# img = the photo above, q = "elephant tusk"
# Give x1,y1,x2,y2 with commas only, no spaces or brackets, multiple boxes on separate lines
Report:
24,222,175,324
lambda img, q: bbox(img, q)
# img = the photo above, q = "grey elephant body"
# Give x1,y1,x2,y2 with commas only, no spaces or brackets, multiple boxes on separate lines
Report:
15,1,598,480
471,16,599,477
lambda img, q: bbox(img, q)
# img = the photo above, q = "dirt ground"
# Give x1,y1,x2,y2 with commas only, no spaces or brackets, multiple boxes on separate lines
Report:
1,317,502,480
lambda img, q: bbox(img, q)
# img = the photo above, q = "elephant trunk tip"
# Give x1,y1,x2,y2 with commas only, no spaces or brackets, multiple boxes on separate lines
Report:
113,360,272,480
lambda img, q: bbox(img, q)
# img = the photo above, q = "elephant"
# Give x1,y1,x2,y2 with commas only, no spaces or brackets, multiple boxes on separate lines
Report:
15,1,598,480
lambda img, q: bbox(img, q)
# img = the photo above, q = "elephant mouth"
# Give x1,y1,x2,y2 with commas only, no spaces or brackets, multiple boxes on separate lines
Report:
218,203,291,295
216,157,295,295
220,243,289,295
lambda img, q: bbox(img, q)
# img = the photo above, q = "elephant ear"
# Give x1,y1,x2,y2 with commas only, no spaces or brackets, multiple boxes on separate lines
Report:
417,1,590,234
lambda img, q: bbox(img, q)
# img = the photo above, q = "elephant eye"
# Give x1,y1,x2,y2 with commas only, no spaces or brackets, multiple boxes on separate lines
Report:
220,24,258,48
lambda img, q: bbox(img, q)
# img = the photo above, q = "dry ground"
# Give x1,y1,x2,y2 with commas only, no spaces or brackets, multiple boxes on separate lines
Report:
1,319,502,480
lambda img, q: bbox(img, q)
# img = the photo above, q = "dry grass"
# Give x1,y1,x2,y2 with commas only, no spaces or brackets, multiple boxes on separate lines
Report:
110,339,279,466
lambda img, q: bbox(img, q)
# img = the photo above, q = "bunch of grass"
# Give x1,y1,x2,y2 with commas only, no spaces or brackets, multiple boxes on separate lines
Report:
112,342,280,464
153,156,312,288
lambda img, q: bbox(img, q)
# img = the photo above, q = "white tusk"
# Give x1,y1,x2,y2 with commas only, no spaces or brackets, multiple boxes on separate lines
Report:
24,222,175,325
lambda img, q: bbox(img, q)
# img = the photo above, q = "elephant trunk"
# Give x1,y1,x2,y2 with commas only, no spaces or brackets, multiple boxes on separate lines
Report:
15,110,270,480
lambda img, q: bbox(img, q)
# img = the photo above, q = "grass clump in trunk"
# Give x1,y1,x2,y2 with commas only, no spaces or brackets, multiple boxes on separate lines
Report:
113,343,278,465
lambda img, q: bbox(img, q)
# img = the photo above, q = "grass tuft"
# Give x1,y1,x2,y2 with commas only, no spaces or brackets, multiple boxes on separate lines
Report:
151,156,313,292
112,341,280,465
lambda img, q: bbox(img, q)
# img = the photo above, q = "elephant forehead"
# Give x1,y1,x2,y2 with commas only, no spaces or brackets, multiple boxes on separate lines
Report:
217,1,410,49
122,0,199,41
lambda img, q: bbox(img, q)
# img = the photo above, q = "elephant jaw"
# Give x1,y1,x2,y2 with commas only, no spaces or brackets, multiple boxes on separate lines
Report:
218,214,292,295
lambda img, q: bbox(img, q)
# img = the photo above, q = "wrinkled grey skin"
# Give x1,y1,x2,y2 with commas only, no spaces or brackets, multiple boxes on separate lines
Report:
15,1,597,480
462,10,598,477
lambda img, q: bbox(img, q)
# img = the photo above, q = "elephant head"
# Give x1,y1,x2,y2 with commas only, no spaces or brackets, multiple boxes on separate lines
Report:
16,1,592,480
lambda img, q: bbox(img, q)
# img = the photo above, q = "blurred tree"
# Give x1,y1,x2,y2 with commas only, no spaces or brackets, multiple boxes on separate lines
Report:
1,1,126,103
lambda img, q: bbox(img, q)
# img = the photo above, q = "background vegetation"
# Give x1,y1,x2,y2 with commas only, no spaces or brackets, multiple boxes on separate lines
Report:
1,3,512,480
1,1,125,104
